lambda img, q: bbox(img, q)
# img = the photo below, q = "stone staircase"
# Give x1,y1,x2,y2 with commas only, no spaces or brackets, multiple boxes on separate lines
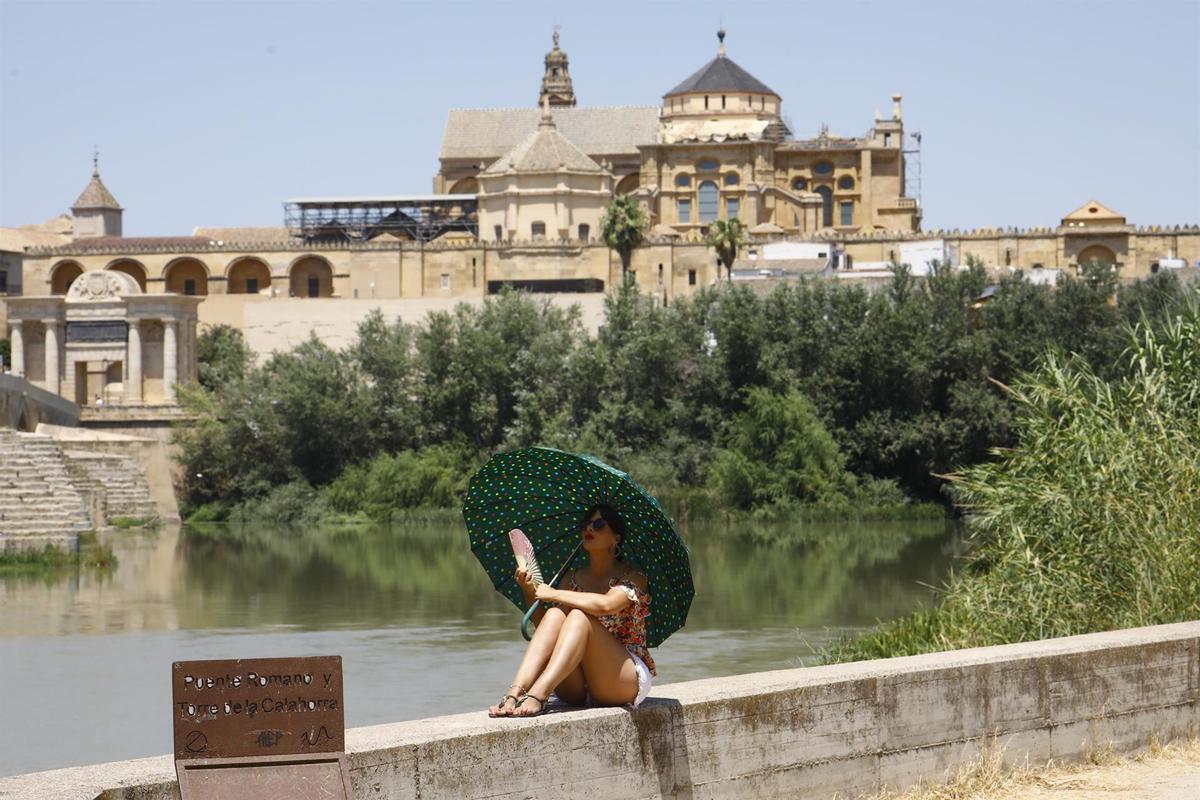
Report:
62,450,158,521
0,429,93,549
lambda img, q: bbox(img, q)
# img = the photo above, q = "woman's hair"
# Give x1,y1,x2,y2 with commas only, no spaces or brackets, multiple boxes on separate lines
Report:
584,503,627,552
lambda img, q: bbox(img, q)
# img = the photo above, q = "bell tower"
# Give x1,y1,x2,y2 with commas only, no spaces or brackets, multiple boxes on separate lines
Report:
538,27,576,108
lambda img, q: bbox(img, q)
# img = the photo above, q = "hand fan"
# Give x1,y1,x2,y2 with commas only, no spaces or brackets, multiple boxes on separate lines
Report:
508,528,544,586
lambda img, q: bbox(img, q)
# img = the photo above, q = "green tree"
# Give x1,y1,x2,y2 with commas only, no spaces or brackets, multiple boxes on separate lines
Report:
600,195,647,280
195,324,254,391
710,386,852,511
706,218,746,281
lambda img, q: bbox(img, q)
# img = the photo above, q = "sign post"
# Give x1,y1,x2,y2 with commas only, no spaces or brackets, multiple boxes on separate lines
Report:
171,656,352,800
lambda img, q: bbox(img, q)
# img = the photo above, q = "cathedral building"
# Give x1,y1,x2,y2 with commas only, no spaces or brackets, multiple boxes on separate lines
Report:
3,29,1197,383
437,30,919,237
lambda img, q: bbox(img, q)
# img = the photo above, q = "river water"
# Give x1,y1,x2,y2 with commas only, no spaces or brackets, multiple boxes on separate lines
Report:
0,518,961,777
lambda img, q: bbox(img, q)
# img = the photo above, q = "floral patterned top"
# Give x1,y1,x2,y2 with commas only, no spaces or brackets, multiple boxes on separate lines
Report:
567,571,656,676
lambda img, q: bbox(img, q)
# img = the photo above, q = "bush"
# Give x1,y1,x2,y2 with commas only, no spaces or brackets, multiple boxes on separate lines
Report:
828,304,1200,661
322,443,479,520
710,387,853,511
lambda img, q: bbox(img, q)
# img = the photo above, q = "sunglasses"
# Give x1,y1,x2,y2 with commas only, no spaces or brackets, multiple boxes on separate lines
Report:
582,518,608,532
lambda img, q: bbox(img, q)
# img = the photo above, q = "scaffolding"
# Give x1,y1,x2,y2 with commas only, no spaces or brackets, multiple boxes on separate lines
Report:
283,195,478,242
903,131,923,211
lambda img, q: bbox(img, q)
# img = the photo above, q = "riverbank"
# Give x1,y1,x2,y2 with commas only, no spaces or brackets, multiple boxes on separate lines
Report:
0,532,114,574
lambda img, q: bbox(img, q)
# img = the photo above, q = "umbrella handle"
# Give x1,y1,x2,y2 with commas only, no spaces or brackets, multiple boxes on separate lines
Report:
520,542,584,642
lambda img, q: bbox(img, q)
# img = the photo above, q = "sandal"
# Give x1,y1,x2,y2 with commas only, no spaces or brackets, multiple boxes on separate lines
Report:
512,692,548,717
488,684,525,718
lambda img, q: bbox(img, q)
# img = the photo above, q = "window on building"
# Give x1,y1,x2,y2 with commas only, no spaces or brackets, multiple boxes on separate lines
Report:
813,162,834,176
838,176,855,190
698,181,719,222
308,276,320,297
494,225,503,241
697,159,719,171
578,223,590,241
760,96,765,110
0,270,7,294
441,274,450,290
678,199,691,224
724,173,739,186
884,133,892,147
658,264,664,283
839,201,853,226
676,174,691,187
246,277,258,294
721,94,726,109
816,186,833,227
184,279,196,296
688,269,697,286
726,197,740,220
531,221,546,239
792,177,807,191
704,95,709,110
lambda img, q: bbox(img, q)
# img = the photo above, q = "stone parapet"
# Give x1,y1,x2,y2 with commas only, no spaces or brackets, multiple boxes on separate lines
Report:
2,621,1197,799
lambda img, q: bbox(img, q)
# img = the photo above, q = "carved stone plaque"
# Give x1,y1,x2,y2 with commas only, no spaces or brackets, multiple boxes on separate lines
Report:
172,656,351,800
172,656,345,759
66,320,128,343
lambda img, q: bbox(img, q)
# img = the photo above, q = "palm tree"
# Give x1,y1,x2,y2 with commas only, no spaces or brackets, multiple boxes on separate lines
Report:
600,195,648,282
707,218,746,282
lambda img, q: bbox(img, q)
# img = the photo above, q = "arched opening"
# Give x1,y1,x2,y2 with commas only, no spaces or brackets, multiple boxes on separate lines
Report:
106,259,147,292
164,258,209,296
50,261,84,295
698,181,719,223
289,256,334,298
227,258,272,295
614,173,640,195
815,186,834,228
449,177,479,195
1077,244,1117,266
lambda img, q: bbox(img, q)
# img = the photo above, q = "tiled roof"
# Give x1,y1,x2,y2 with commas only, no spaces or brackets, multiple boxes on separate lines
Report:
481,118,604,175
71,172,122,210
0,225,73,253
42,236,210,254
192,226,292,242
439,106,659,161
665,55,776,98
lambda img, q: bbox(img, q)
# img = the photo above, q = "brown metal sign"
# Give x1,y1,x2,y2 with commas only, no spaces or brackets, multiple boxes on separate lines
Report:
172,656,345,760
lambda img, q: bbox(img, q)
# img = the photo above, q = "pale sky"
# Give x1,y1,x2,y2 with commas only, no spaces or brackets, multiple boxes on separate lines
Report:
1,0,1198,236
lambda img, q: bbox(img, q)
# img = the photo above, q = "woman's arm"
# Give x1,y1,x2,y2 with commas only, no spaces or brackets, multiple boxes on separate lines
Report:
535,582,633,617
516,567,550,624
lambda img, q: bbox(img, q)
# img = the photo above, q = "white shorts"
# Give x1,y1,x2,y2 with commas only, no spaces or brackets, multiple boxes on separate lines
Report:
628,651,652,708
572,651,652,709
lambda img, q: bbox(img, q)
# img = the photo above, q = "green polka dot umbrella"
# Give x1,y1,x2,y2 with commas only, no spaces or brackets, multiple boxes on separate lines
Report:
463,446,694,648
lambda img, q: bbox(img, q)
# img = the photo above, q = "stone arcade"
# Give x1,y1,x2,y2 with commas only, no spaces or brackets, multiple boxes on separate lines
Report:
5,270,200,408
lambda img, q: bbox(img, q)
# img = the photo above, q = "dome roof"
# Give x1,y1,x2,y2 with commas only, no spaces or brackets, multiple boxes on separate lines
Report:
664,54,776,98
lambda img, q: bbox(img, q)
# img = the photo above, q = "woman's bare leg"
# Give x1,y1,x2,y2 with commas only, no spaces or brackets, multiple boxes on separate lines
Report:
515,610,638,714
578,616,639,705
488,607,567,716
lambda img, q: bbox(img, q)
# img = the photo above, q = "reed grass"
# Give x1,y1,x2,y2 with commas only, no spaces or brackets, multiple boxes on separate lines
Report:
828,303,1200,662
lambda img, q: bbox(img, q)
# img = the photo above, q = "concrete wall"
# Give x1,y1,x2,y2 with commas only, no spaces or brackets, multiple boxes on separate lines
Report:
3,621,1198,800
0,373,80,431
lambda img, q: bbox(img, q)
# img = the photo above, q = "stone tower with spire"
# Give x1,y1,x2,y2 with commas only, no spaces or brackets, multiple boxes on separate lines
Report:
538,28,576,108
71,151,123,238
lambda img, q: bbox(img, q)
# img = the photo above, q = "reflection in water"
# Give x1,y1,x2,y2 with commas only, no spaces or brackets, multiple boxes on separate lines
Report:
0,518,961,777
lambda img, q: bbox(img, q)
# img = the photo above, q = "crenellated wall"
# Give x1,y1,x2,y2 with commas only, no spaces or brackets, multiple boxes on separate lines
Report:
2,621,1197,800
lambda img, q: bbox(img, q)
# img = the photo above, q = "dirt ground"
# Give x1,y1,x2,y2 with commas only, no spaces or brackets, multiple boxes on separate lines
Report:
864,739,1200,800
